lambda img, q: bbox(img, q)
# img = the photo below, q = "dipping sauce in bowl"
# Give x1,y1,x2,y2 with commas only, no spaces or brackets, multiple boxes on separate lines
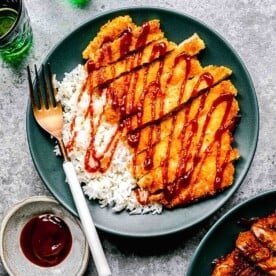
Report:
0,196,89,276
20,214,72,267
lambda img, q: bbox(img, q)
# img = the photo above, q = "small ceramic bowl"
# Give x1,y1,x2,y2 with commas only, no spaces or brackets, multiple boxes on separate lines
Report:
0,196,89,275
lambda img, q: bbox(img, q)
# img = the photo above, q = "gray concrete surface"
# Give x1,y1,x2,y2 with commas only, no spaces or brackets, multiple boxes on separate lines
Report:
0,0,275,275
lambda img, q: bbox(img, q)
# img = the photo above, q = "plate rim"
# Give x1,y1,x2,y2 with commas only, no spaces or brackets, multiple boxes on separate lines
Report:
26,6,259,237
186,189,276,275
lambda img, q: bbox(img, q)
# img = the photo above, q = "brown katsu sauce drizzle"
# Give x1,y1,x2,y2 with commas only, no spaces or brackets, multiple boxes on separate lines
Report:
66,23,238,206
87,60,96,73
120,26,133,57
84,128,121,173
150,41,167,61
134,188,150,205
123,60,215,177
171,53,191,105
212,250,265,275
72,50,217,174
135,22,150,48
84,89,122,173
86,22,150,75
162,93,235,203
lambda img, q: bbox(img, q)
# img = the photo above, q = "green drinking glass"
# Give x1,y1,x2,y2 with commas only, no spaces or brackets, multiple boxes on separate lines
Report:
0,0,32,65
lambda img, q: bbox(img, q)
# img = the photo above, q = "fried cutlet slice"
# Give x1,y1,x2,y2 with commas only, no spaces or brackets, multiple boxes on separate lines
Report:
83,19,165,70
82,15,136,59
236,231,276,275
84,38,177,89
126,80,238,153
105,52,231,131
148,131,239,207
175,32,206,56
102,33,205,123
132,80,238,173
131,81,239,205
251,213,276,252
212,249,265,276
126,65,232,132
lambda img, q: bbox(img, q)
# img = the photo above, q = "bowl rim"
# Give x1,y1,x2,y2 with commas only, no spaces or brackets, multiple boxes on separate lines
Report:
0,195,90,275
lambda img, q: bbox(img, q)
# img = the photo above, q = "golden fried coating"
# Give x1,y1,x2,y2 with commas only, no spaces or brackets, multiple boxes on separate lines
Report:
130,80,237,154
82,15,136,59
79,15,240,209
85,39,176,89
251,212,276,252
83,19,164,69
104,33,207,126
212,249,264,276
236,231,276,275
126,65,232,132
133,81,239,207
212,213,276,275
176,32,206,56
147,130,239,207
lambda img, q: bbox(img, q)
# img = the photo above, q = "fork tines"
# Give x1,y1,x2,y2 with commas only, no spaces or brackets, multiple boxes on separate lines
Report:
27,64,57,110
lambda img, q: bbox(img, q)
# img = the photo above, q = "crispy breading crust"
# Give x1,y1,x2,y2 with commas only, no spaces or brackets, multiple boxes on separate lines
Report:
104,33,208,127
78,15,240,209
212,213,276,276
83,19,164,68
135,81,239,203
212,249,264,276
82,15,136,59
85,39,177,90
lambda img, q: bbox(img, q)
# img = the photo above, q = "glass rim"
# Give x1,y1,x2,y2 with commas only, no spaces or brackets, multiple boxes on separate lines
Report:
0,0,23,41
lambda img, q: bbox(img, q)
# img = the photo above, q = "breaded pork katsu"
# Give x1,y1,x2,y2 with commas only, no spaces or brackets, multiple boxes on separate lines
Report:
212,212,276,276
68,15,241,209
212,249,266,276
134,80,239,207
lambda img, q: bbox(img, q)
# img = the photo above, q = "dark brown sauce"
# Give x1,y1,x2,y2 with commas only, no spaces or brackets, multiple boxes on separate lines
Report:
101,35,113,47
119,56,216,198
192,72,214,98
212,250,265,276
69,28,238,206
84,127,121,173
120,27,133,57
80,51,217,179
171,53,191,105
127,131,140,148
20,214,72,267
150,42,167,61
86,22,154,76
162,93,234,202
134,188,150,205
87,60,96,73
135,22,150,49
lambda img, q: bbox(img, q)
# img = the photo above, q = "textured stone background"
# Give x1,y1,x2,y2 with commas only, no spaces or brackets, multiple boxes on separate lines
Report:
0,0,275,275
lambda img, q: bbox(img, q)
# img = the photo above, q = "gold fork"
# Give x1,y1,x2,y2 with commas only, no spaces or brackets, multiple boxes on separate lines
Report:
27,64,111,276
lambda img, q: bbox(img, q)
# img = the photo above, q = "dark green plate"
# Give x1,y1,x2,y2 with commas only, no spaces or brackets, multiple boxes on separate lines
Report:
26,7,259,237
187,189,276,275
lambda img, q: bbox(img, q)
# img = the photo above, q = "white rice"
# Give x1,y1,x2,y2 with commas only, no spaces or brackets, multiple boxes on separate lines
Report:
56,65,162,215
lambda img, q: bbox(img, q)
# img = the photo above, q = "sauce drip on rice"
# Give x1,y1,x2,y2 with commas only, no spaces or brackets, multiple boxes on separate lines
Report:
57,15,240,213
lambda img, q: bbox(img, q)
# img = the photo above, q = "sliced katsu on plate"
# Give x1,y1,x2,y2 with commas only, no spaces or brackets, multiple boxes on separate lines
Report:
26,7,258,236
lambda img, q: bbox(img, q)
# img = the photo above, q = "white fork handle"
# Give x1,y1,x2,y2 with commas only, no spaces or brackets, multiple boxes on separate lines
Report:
63,161,111,276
